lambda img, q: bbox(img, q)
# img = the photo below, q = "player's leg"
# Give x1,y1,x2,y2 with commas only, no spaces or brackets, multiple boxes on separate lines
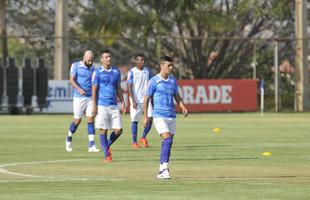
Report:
96,106,112,161
140,102,153,147
159,132,173,179
130,102,142,148
99,129,111,162
65,98,83,152
154,118,176,179
85,99,99,152
107,105,123,149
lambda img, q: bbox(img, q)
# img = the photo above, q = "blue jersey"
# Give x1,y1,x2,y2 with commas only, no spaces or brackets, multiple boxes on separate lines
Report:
146,74,179,119
70,61,94,98
92,66,121,106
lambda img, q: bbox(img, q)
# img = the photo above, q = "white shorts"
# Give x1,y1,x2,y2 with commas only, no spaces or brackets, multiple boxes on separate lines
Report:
95,105,122,129
129,99,153,122
153,118,176,135
73,97,93,119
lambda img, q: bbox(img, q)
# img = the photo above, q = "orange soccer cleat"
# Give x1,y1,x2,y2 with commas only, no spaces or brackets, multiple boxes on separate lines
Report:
104,155,112,162
140,138,149,148
132,142,141,149
107,147,112,158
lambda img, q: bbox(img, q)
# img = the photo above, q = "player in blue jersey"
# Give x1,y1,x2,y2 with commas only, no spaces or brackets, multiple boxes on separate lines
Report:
144,55,188,179
127,53,153,149
92,49,126,162
65,50,100,153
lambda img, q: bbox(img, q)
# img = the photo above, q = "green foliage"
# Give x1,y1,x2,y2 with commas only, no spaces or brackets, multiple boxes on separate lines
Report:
2,0,295,82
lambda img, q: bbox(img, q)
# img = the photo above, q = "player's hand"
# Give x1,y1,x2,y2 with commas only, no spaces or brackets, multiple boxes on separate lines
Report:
132,101,138,109
143,117,149,128
92,107,97,117
121,102,127,114
78,88,86,95
182,107,188,117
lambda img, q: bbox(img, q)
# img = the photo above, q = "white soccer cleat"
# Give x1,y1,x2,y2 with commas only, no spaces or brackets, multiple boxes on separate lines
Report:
157,169,171,179
88,145,100,153
65,140,72,152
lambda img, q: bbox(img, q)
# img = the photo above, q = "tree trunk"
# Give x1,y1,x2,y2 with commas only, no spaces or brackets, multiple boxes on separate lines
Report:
0,0,8,66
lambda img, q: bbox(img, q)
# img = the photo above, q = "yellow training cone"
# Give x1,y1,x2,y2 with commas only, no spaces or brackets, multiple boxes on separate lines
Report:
262,152,272,156
213,128,221,133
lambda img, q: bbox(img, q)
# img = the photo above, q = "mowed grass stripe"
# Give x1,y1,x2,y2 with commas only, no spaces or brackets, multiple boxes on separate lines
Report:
0,113,309,200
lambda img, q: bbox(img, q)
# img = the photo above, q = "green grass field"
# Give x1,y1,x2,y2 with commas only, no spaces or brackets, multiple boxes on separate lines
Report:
0,113,310,200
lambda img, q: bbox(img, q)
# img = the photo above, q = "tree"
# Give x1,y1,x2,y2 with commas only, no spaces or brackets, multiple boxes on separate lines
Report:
0,0,8,65
76,0,294,79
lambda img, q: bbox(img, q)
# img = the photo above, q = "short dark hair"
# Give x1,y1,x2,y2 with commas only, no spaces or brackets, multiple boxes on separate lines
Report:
101,49,111,55
160,55,173,62
135,53,145,59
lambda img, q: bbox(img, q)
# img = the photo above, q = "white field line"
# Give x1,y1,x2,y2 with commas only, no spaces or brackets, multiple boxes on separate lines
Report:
0,167,42,178
0,159,87,168
0,159,125,182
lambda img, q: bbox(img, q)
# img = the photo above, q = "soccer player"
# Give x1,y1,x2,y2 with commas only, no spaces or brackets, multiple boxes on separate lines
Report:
143,55,188,179
92,49,126,162
65,50,100,153
127,53,153,149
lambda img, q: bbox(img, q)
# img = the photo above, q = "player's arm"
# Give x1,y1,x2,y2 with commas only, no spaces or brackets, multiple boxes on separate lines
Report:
69,65,86,95
127,70,137,109
116,81,126,113
91,84,98,117
174,93,188,117
143,95,151,127
128,82,137,109
91,71,98,117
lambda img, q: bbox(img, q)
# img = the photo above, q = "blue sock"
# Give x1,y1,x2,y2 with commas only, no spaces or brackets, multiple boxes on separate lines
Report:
99,134,108,157
142,120,152,138
167,137,173,162
67,122,78,142
160,137,173,163
131,122,138,143
160,139,164,164
88,122,95,147
87,122,95,135
107,131,120,148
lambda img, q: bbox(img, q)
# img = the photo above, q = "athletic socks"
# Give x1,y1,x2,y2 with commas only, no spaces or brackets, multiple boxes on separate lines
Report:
88,135,95,147
99,134,108,157
160,137,173,169
142,120,152,138
107,131,120,148
67,122,78,142
167,137,173,162
131,121,138,143
87,122,95,147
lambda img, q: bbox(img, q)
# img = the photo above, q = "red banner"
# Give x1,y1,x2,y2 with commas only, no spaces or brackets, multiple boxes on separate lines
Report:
177,79,257,112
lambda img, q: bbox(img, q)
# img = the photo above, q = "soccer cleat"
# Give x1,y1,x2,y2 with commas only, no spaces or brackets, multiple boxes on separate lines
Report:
132,142,141,149
107,147,112,158
140,138,149,148
65,140,72,152
88,145,100,153
104,155,112,162
157,169,171,179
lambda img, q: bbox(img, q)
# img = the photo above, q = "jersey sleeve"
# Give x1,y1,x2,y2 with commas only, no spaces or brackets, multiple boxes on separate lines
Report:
173,77,179,95
146,79,156,97
148,68,153,79
116,69,121,84
70,63,77,77
127,69,133,84
92,70,99,86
